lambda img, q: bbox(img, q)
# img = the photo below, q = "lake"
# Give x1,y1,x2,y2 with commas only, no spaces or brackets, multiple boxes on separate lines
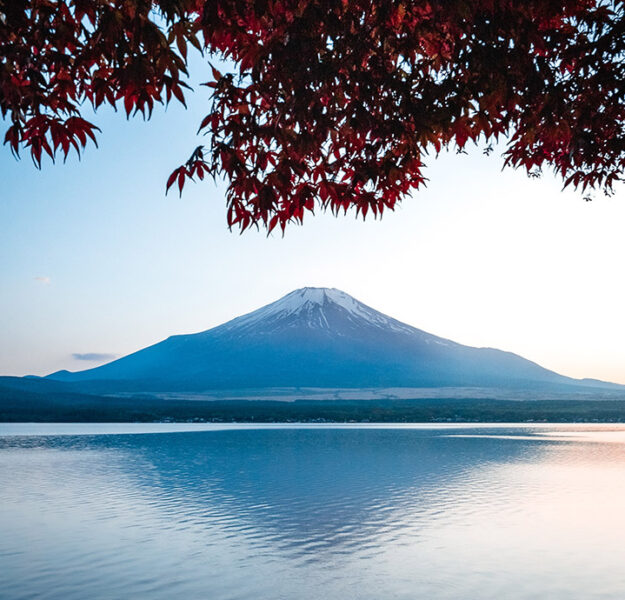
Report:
1,423,625,599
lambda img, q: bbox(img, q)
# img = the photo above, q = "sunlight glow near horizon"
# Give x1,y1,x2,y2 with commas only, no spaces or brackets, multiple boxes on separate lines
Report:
1,80,624,385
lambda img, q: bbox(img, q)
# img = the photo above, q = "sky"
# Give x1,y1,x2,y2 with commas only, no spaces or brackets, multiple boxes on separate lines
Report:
1,60,624,384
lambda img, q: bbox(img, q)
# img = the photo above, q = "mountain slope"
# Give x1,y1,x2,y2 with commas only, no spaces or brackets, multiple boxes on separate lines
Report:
47,287,617,392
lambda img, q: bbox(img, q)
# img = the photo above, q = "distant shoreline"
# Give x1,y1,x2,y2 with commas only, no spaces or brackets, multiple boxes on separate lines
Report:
2,394,625,423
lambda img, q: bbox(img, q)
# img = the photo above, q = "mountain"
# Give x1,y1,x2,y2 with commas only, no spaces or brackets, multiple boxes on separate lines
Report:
45,287,621,393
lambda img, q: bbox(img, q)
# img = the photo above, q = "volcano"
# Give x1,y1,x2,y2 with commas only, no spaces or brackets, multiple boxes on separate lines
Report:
46,287,616,392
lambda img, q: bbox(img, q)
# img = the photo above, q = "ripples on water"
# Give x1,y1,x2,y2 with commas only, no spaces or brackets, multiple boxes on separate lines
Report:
1,424,625,600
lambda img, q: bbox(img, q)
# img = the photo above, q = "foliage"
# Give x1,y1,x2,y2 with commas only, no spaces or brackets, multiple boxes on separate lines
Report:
3,386,625,423
2,1,624,231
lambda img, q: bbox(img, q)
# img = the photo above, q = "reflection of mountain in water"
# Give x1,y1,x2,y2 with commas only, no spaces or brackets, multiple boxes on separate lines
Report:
101,428,538,553
4,426,625,600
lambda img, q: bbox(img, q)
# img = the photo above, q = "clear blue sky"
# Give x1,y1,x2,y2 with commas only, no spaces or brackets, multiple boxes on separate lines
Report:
1,61,624,384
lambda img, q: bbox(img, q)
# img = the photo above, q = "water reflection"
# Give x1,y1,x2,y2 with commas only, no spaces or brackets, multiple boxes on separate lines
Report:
1,426,625,599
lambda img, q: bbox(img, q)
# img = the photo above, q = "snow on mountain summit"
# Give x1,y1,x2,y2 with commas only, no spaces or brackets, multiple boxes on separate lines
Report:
46,286,606,390
216,287,421,335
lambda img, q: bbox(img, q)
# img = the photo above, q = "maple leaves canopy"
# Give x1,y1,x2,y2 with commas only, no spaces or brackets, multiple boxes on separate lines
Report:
2,1,624,232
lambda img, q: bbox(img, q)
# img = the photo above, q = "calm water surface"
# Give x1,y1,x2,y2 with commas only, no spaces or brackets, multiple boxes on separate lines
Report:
1,423,625,599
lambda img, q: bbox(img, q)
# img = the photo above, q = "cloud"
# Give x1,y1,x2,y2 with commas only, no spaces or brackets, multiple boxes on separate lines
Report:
72,353,116,362
34,276,51,285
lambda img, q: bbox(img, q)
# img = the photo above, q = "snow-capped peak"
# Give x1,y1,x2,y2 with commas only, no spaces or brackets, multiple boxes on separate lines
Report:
269,287,365,315
216,287,422,335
